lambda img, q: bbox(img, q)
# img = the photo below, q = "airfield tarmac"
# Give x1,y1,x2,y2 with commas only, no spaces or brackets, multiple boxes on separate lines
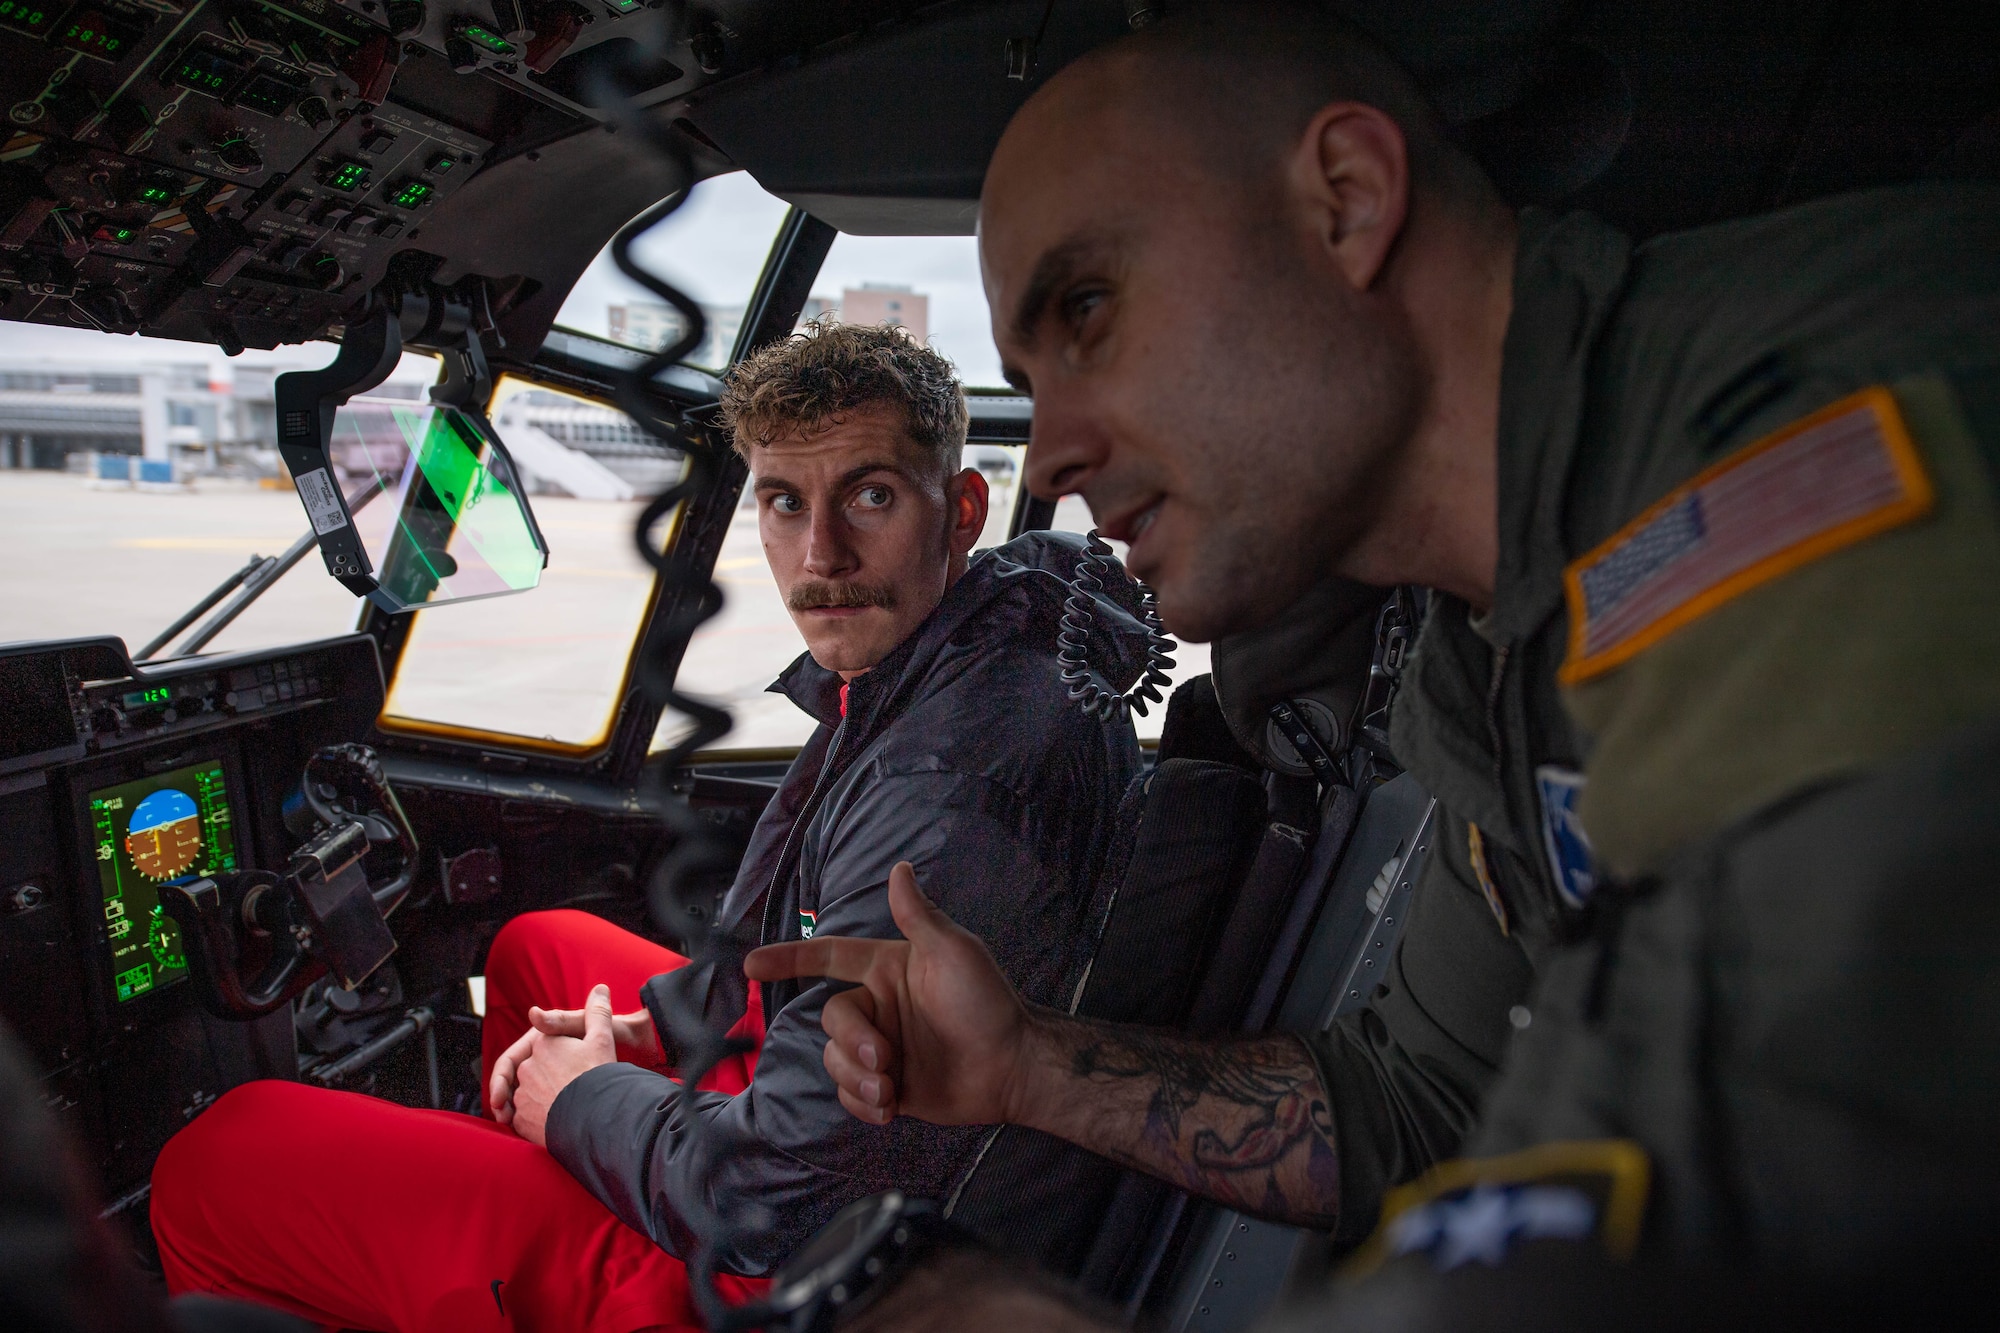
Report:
0,471,1204,753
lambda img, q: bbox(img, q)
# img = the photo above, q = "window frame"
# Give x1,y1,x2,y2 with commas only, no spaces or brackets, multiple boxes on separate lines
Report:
363,211,1057,780
361,207,836,784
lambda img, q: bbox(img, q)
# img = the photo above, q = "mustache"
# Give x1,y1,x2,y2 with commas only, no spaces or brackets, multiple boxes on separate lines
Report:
787,580,896,612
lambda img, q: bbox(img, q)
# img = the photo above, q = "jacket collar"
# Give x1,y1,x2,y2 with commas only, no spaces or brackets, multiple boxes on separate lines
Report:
766,528,1154,744
1486,208,1634,644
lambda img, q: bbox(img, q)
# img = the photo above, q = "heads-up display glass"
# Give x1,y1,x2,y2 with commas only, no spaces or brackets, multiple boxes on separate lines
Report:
326,399,547,612
88,758,239,1002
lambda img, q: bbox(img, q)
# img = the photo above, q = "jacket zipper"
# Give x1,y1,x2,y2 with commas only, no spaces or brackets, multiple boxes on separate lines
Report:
761,715,848,943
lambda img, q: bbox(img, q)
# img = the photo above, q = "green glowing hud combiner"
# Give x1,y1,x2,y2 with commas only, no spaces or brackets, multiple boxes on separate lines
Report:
273,302,548,614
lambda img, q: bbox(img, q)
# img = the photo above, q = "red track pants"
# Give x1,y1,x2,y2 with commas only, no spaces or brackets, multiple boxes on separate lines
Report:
151,910,769,1333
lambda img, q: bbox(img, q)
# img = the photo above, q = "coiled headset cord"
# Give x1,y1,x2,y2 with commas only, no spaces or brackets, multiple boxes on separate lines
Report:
591,56,782,1331
1058,531,1177,721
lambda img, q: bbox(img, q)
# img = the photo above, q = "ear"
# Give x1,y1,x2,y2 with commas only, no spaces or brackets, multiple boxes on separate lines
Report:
947,468,989,556
1285,102,1411,292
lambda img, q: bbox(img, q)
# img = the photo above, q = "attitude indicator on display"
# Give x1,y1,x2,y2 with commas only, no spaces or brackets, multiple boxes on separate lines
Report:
88,758,239,1002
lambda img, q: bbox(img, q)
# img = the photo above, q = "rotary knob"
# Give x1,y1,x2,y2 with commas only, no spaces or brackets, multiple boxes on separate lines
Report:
213,134,264,175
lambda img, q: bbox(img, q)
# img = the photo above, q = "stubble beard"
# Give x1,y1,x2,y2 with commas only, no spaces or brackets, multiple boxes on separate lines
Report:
1161,282,1425,644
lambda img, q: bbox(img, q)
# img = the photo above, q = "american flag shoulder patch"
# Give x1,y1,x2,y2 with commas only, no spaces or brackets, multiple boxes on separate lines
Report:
1561,386,1933,685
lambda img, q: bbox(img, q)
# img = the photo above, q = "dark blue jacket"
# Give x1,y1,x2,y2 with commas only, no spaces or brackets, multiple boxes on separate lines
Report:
546,531,1147,1273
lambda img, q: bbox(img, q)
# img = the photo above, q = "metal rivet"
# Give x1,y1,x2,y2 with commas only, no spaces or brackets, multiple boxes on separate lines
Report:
1509,1005,1532,1030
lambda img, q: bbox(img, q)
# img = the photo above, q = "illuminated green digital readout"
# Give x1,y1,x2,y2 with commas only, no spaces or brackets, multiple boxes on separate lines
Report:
235,72,301,117
0,0,58,38
602,0,640,12
138,182,175,204
122,686,171,706
57,9,140,60
171,50,240,94
89,759,239,1003
458,22,514,55
100,225,138,244
325,159,370,191
386,179,433,210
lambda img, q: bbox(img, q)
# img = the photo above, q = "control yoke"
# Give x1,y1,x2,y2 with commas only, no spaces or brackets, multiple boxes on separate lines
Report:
159,744,419,1020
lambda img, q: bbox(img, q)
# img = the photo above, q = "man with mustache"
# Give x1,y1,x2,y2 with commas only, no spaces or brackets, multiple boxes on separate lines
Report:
749,0,2000,1321
148,321,1148,1332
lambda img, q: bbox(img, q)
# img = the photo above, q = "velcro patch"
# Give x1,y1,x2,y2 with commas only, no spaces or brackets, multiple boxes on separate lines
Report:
1345,1139,1651,1279
1561,387,1932,684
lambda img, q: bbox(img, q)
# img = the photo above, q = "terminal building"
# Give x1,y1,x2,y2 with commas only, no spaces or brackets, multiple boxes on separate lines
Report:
0,363,271,474
0,353,682,499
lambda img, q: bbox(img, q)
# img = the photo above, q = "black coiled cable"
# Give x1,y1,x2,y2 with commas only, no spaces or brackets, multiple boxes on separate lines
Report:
588,47,782,1332
1056,530,1177,721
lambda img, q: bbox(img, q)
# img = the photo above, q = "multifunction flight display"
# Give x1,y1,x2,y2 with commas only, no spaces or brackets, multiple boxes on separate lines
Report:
88,757,239,1002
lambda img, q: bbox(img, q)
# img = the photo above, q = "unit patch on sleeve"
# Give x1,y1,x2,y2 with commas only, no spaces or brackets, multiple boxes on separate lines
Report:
1344,1139,1652,1279
1560,387,1933,684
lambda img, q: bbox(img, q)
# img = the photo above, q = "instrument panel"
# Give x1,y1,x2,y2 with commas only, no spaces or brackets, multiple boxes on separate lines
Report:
0,632,383,1199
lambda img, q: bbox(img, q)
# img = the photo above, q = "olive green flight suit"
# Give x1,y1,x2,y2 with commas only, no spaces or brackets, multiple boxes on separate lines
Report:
1304,182,2000,1283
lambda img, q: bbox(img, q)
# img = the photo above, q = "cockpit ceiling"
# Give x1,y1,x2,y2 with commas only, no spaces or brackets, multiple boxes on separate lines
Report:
1,1,1993,360
680,0,2000,237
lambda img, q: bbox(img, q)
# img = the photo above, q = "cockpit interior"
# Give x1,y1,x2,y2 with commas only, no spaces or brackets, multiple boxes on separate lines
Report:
1,0,1996,1327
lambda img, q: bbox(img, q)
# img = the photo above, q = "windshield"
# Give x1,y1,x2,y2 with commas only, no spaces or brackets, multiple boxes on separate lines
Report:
552,172,793,367
808,233,1006,388
0,323,439,658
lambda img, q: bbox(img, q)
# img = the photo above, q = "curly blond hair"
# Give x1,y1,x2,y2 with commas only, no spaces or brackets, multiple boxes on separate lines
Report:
718,319,968,475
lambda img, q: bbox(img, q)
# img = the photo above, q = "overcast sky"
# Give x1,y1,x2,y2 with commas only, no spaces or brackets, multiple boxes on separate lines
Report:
553,171,1008,387
0,171,1007,390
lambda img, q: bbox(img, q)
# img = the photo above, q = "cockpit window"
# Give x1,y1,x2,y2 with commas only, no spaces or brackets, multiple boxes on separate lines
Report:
377,376,682,750
811,233,1007,389
551,172,792,368
0,328,436,658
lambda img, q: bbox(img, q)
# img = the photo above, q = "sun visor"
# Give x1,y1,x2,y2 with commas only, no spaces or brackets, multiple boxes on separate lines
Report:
779,194,980,237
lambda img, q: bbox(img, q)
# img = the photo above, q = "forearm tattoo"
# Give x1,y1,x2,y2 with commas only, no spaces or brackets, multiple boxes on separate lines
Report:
1047,1023,1340,1228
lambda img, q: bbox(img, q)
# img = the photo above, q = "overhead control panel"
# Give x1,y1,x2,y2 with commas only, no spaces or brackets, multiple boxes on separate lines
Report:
0,0,515,349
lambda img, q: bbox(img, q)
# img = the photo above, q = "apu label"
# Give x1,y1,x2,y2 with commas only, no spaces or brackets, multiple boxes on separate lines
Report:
295,468,349,535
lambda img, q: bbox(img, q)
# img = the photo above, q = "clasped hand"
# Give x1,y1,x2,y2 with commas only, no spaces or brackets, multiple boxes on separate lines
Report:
488,985,661,1146
492,861,1042,1144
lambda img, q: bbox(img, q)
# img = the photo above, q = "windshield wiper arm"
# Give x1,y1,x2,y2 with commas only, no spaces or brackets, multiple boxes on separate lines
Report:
137,475,389,662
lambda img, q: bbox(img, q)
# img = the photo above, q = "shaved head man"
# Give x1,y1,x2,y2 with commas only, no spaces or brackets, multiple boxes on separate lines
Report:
983,4,1510,641
755,0,2000,1325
